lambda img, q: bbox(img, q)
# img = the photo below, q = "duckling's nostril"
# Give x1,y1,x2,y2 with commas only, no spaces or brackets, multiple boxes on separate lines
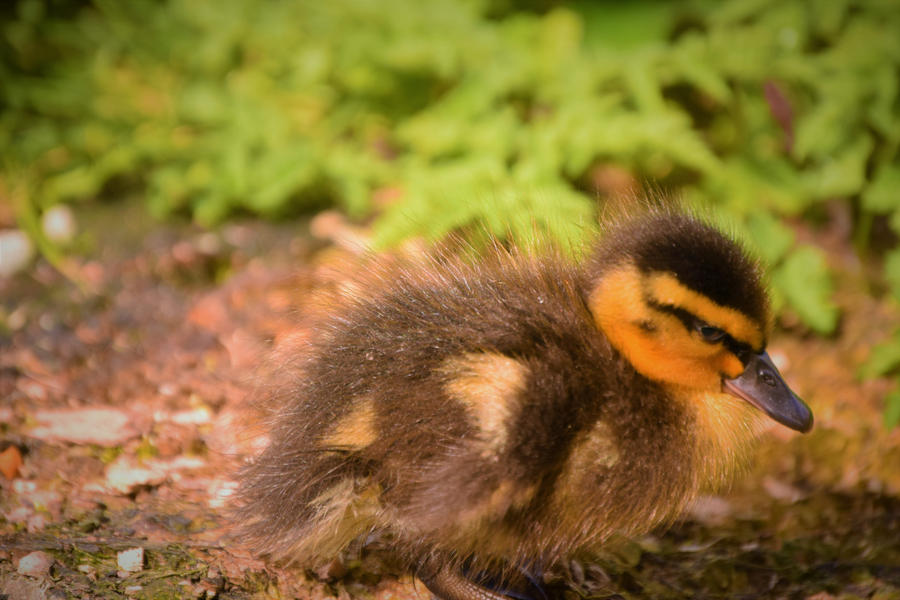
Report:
758,365,778,387
723,351,812,432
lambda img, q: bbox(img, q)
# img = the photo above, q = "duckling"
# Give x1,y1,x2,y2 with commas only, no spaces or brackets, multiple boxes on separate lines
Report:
234,207,812,600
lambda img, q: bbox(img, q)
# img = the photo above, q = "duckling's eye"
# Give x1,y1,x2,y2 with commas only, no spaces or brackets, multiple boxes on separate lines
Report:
695,321,727,343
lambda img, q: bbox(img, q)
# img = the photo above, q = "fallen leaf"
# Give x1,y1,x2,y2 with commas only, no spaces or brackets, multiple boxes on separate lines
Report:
0,445,23,479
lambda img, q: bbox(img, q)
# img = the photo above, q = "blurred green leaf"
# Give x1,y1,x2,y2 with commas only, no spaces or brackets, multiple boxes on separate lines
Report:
803,134,873,199
793,92,855,162
745,212,795,265
772,245,839,334
885,248,900,302
860,336,900,380
862,165,900,214
812,0,851,38
575,0,674,50
885,389,900,430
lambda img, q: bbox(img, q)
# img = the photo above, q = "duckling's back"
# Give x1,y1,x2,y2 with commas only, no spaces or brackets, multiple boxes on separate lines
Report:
235,243,700,574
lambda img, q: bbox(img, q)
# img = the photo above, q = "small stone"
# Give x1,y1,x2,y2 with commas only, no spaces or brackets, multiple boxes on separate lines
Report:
26,513,48,532
166,456,207,471
0,229,34,277
13,480,37,494
17,551,53,577
194,232,221,255
116,547,144,573
207,479,238,509
26,490,62,512
28,407,139,446
687,495,733,526
7,506,32,524
171,406,213,426
762,476,805,503
0,577,48,600
106,457,167,495
124,584,143,595
41,204,76,243
158,382,179,397
197,579,219,599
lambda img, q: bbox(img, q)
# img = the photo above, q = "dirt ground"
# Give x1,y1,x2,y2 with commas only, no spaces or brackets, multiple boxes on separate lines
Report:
1,201,899,599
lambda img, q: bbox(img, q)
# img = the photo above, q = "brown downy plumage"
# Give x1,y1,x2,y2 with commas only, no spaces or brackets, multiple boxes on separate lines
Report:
234,207,813,600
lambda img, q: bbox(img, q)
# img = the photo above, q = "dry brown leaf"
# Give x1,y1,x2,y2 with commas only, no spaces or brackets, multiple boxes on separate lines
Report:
0,445,23,479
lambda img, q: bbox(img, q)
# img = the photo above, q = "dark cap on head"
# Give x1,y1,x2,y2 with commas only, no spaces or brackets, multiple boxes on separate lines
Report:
590,212,769,328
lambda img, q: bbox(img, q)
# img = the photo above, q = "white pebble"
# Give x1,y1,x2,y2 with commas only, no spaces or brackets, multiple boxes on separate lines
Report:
13,480,36,495
0,229,34,278
207,479,238,509
105,457,167,495
117,547,144,572
28,407,138,447
171,406,213,425
41,204,77,243
17,550,53,577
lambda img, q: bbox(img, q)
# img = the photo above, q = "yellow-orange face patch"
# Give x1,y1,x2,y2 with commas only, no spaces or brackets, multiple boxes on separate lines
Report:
589,263,765,389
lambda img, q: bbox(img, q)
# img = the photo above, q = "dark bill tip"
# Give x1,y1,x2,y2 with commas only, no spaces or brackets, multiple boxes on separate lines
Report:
722,351,813,433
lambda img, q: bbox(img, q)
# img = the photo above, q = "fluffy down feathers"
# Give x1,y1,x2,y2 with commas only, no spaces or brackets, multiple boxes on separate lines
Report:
233,208,777,591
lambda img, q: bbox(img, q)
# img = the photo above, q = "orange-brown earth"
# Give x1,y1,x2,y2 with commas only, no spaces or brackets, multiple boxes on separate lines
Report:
1,202,899,599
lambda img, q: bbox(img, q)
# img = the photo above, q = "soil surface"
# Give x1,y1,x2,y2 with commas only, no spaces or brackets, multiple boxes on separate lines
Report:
1,201,899,599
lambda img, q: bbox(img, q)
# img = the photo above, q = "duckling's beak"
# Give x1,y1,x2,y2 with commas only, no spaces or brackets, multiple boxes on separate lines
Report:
722,351,813,433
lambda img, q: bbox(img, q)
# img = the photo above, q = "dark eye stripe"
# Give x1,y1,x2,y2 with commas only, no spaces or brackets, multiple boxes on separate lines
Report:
645,300,699,333
645,298,758,364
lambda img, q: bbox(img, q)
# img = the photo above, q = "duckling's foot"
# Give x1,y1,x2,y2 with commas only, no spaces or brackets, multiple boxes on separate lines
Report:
417,558,544,600
418,565,509,600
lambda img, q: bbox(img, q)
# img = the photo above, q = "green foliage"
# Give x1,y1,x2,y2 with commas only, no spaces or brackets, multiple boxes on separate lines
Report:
858,335,900,381
771,245,839,335
885,390,900,431
3,0,900,420
858,325,900,431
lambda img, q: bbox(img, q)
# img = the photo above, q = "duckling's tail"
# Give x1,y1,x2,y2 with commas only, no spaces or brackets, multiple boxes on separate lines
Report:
233,450,379,563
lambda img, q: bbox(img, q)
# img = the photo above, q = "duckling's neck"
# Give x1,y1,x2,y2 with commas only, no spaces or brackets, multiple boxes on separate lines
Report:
674,386,768,491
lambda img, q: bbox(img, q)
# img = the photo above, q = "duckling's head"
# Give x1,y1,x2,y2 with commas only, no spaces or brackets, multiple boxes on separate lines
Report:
588,210,813,433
